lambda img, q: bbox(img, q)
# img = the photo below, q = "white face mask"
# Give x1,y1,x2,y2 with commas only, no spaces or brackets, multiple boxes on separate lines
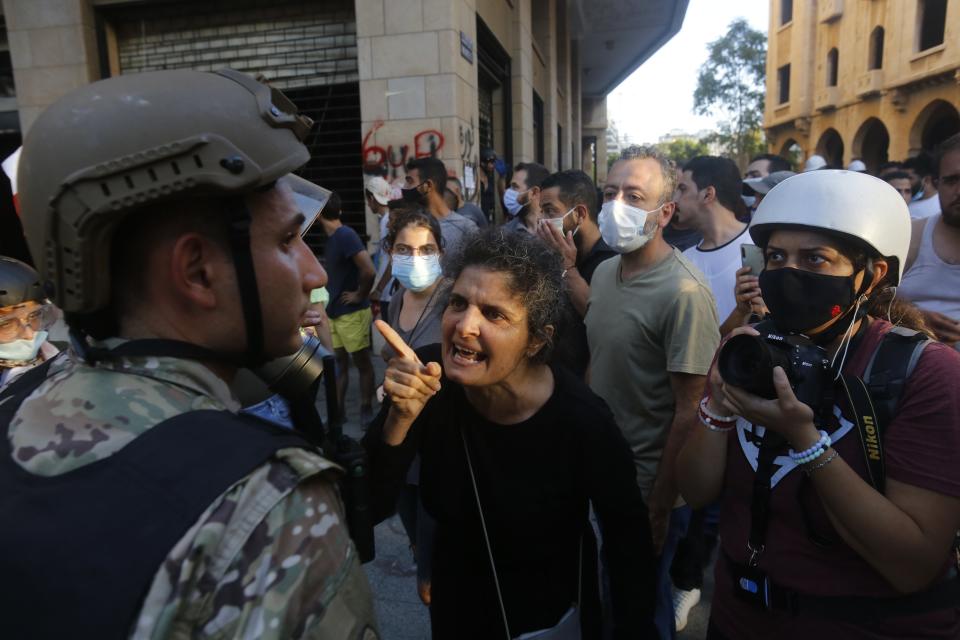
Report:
0,330,47,365
541,207,579,236
742,194,757,209
598,200,663,254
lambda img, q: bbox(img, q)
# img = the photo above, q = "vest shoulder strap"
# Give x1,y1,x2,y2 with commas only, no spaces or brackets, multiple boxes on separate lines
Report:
844,327,930,492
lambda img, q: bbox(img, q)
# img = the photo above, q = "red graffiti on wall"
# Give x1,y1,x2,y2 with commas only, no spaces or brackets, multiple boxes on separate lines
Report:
362,120,445,177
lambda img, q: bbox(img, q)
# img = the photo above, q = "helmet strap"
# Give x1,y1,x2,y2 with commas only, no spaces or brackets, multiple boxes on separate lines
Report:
71,199,266,368
225,198,266,367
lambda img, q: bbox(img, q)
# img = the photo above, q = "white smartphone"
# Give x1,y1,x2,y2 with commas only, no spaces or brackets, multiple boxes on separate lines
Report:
741,244,765,275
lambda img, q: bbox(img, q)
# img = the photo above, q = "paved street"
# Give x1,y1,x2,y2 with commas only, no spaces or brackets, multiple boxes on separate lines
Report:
329,331,711,639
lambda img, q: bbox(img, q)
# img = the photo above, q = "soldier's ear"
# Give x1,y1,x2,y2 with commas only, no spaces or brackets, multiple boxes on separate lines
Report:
169,232,223,310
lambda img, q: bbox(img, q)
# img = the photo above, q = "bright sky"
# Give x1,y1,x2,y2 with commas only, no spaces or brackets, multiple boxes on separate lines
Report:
608,0,770,145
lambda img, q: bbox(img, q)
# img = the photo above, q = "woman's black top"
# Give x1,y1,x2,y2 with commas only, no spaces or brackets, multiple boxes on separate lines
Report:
364,344,656,639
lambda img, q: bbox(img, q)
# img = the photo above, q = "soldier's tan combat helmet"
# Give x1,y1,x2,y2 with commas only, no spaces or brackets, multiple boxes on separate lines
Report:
18,69,313,315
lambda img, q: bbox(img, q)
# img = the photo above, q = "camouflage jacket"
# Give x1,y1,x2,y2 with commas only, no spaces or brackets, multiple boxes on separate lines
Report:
8,340,379,639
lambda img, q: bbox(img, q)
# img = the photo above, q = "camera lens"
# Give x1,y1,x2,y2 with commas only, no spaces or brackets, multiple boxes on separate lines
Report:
718,334,791,400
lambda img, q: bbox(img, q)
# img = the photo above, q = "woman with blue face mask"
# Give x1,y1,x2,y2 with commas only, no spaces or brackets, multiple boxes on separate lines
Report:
379,208,447,607
0,256,60,390
381,209,447,360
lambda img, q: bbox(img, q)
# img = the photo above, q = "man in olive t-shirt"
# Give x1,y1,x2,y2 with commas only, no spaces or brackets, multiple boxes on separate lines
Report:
585,146,718,640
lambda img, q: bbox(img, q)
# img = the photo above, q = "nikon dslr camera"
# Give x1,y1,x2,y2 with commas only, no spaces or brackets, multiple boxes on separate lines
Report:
717,320,833,411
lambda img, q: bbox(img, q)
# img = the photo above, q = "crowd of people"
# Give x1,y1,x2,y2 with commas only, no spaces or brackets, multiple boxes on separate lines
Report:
1,68,959,640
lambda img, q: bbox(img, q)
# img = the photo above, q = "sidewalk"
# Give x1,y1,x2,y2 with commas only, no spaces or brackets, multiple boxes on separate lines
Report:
330,330,713,639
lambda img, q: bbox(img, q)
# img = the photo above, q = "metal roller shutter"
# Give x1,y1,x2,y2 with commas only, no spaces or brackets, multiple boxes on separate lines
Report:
102,0,364,252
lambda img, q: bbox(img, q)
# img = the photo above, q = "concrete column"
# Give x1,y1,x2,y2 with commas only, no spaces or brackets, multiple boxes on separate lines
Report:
3,0,100,134
582,96,609,184
356,0,480,243
510,0,534,162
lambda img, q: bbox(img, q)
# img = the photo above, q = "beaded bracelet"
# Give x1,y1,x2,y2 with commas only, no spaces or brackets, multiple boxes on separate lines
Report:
788,431,831,464
699,398,737,423
699,411,735,432
804,450,839,476
698,398,737,433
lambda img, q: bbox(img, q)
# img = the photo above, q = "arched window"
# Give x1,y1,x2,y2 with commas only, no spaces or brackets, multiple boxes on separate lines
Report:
869,27,884,70
826,48,839,87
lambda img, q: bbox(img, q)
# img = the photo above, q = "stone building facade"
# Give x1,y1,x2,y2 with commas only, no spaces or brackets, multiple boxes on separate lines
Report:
0,0,686,251
763,0,960,172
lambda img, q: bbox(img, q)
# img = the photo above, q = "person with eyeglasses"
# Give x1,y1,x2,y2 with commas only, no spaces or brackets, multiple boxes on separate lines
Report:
381,209,447,362
0,256,60,390
900,133,960,349
378,208,447,609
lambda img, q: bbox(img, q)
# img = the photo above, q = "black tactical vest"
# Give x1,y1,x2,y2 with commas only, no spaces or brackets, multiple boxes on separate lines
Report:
0,361,314,639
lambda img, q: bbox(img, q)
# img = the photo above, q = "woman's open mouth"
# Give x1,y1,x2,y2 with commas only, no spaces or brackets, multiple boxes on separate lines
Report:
452,344,487,365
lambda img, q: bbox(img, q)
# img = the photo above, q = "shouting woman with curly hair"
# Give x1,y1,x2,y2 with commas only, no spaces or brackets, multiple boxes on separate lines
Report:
364,228,656,639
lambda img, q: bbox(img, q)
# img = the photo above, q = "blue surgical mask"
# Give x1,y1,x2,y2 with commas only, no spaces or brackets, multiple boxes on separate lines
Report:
0,330,47,364
503,188,526,216
392,255,442,292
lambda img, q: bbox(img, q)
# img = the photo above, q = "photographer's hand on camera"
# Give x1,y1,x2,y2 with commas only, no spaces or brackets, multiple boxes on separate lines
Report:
721,365,820,453
708,325,758,418
375,320,442,445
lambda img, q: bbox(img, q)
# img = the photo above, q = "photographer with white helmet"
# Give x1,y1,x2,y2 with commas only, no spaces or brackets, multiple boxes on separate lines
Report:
678,170,960,639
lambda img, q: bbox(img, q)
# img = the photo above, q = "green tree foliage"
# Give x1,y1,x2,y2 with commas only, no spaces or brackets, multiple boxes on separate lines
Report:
655,137,710,166
694,19,767,168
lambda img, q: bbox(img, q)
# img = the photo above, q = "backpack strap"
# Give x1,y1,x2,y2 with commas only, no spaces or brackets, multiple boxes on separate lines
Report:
842,327,930,493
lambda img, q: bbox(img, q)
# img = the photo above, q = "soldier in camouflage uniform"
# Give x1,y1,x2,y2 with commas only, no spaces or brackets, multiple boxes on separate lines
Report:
0,69,379,638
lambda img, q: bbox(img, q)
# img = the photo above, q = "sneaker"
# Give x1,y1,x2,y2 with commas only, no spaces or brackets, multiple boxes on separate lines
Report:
673,587,701,632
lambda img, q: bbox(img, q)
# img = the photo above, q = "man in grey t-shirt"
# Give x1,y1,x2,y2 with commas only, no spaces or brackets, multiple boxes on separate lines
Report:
404,158,478,256
586,145,719,640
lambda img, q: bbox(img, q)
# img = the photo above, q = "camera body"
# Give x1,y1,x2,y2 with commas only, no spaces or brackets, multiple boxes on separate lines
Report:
718,320,833,411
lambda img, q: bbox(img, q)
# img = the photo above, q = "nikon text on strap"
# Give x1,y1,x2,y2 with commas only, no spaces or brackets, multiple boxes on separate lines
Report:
840,326,929,493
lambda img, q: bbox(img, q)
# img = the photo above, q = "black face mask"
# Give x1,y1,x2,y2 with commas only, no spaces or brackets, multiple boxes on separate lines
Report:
759,268,857,337
401,185,426,204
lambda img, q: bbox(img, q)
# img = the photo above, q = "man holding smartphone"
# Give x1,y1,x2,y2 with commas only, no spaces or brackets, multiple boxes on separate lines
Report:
673,156,760,336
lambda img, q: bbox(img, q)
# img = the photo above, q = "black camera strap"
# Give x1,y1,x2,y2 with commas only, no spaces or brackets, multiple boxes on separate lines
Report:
839,375,885,492
838,328,929,493
747,429,786,566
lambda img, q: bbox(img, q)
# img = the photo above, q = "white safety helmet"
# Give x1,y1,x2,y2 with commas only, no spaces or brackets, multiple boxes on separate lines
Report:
749,170,912,284
803,154,827,171
847,159,867,172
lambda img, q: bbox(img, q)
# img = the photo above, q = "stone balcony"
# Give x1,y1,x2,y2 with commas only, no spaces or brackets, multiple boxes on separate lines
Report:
818,0,844,23
815,85,840,110
856,69,884,98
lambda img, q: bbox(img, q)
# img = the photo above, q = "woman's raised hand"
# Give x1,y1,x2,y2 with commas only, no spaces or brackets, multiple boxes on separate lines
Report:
375,320,442,443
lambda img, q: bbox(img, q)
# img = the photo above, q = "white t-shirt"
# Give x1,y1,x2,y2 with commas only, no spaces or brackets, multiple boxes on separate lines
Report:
908,194,940,219
682,227,753,324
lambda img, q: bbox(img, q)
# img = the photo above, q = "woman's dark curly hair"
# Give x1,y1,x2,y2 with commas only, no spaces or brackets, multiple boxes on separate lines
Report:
382,208,444,253
443,227,565,364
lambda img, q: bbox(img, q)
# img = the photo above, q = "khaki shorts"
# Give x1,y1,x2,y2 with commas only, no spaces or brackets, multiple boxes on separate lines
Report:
330,307,372,353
